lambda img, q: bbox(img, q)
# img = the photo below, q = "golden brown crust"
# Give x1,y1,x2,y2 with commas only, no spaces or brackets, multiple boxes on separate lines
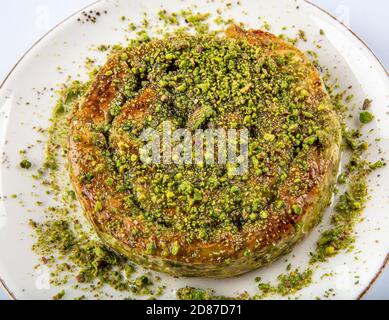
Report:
68,26,341,277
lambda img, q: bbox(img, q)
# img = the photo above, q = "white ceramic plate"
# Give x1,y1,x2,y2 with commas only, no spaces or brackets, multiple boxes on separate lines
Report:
0,0,388,300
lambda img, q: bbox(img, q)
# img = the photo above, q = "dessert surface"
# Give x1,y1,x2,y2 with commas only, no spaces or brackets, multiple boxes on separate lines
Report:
68,25,342,277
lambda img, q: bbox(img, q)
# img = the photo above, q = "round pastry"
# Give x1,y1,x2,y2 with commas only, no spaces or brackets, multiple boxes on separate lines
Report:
68,25,341,278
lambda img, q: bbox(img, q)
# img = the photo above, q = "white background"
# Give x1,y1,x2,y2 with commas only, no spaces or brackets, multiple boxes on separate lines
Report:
0,0,387,300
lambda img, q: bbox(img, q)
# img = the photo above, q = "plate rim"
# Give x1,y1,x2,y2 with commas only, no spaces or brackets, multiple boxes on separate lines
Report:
0,0,388,300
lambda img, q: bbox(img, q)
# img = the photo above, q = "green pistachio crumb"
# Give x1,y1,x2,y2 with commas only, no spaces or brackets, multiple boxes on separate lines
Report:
94,201,103,212
20,159,32,169
146,241,157,254
52,290,65,300
359,111,374,124
171,241,180,255
292,204,302,215
369,160,384,170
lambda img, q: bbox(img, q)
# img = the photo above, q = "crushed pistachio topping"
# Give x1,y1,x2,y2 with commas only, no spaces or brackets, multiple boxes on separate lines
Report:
256,268,313,297
73,31,336,248
177,267,312,300
310,93,383,263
